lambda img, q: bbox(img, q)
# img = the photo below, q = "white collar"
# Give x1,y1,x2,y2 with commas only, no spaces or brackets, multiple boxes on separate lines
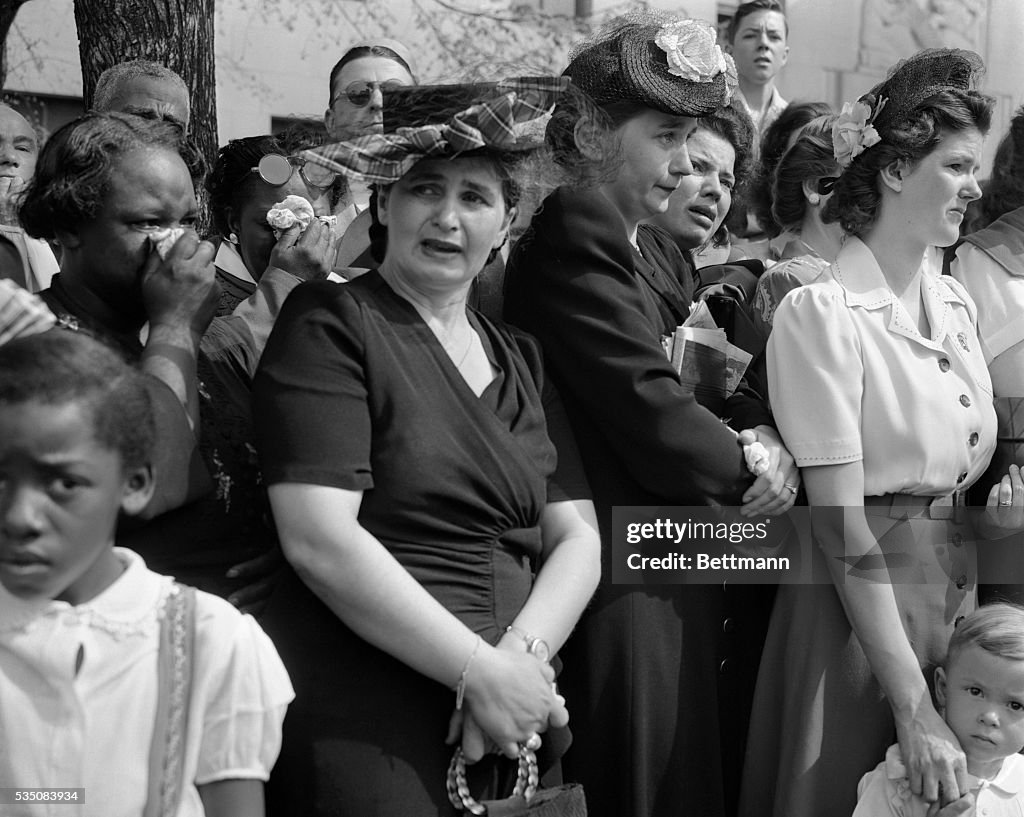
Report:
0,548,171,635
831,237,966,352
215,241,257,285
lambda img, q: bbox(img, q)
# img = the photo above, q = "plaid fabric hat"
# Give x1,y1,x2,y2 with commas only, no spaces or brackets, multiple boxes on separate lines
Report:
302,77,567,184
565,11,737,118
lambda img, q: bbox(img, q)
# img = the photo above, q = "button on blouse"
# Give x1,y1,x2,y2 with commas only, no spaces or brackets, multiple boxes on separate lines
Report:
768,237,996,497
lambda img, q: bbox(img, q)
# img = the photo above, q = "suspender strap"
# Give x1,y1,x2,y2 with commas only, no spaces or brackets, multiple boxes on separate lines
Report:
143,582,197,817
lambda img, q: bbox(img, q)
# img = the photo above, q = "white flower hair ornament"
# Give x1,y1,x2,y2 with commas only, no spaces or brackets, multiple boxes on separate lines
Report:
656,20,738,100
832,97,887,169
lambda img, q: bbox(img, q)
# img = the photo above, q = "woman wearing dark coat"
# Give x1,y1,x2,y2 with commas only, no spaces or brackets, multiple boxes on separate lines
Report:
503,13,798,817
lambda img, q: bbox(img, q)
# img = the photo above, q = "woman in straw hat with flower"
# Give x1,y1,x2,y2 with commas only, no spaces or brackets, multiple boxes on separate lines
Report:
504,12,797,817
252,79,600,815
743,49,1003,817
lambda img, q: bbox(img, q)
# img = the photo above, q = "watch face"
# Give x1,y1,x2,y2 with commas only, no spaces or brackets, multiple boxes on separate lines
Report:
529,638,551,663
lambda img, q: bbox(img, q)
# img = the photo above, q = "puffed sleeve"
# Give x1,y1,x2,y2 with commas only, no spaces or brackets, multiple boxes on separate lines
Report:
751,255,829,335
252,280,372,490
767,284,864,466
191,592,295,784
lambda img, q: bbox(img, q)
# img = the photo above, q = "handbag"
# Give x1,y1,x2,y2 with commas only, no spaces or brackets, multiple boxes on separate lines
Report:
447,746,587,816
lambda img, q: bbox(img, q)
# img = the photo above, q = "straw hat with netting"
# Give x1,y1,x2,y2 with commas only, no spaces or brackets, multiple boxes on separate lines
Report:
564,9,738,118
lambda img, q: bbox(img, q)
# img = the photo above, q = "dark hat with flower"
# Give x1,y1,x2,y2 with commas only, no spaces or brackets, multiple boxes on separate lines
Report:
832,48,985,169
301,77,568,184
564,10,738,118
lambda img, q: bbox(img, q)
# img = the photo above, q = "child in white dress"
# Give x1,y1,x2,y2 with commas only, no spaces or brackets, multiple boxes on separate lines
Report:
853,603,1024,817
0,329,294,817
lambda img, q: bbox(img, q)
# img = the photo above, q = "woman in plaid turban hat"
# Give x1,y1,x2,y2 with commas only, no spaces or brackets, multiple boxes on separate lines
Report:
253,78,601,816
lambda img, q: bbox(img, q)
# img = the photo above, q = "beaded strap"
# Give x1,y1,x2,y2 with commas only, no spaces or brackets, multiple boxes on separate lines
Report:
446,745,539,814
143,583,196,817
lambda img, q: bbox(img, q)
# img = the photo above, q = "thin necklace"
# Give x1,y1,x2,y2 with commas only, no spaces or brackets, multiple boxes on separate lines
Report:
452,329,474,369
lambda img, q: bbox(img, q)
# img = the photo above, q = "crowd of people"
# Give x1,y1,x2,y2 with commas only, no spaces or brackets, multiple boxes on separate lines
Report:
3,1,1024,816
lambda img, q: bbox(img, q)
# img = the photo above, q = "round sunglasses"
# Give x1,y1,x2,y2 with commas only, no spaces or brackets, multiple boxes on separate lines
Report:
251,153,337,190
331,79,408,108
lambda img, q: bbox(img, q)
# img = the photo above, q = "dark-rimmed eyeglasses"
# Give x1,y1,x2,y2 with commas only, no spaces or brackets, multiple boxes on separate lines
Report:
815,176,840,196
330,79,408,108
251,153,337,190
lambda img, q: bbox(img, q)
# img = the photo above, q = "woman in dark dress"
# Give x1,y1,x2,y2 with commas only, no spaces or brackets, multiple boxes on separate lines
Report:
253,79,600,816
503,14,797,817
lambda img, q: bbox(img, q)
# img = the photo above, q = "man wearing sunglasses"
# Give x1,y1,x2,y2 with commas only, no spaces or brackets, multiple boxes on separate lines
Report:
322,39,417,261
324,39,417,144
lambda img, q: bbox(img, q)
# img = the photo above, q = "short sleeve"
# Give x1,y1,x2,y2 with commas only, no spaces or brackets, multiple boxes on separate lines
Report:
253,281,373,490
192,593,295,784
752,255,829,333
767,285,864,466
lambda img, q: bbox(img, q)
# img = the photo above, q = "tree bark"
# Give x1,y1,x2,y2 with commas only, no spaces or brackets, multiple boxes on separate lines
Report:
0,0,33,89
73,0,217,231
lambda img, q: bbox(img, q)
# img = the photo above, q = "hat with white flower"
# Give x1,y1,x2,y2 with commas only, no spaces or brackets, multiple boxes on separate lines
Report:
832,48,985,170
564,10,738,118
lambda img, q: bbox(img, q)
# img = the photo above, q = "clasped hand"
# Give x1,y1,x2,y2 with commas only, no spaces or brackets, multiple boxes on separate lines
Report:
737,425,799,517
445,642,566,763
899,705,968,807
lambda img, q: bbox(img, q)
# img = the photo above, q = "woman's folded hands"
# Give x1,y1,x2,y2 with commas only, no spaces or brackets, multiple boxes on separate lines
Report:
446,641,567,762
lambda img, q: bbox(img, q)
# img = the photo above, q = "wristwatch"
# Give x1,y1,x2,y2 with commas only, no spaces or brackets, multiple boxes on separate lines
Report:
506,625,550,663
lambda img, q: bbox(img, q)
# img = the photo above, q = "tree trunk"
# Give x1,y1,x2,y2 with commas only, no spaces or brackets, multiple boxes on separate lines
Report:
0,0,32,89
73,0,217,232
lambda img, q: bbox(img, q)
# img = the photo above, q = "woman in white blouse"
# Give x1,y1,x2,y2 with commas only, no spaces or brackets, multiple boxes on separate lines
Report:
741,50,1001,817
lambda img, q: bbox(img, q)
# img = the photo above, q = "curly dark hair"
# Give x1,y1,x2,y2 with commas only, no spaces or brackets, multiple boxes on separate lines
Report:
0,329,154,473
695,102,755,245
20,111,205,241
822,89,994,236
974,105,1024,231
763,114,840,236
751,101,833,235
205,124,338,238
